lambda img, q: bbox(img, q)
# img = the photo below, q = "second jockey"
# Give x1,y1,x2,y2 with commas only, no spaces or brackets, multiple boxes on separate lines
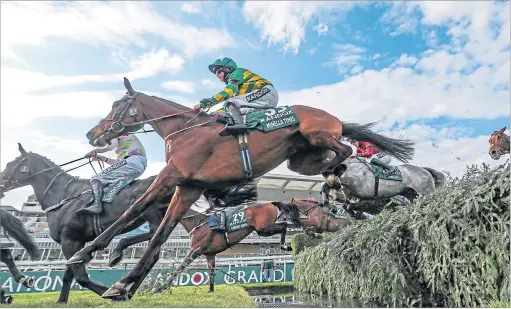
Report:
353,140,396,172
77,134,147,215
194,57,279,135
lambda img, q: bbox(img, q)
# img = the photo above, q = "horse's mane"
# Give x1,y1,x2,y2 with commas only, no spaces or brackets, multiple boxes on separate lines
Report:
150,95,192,111
30,152,89,183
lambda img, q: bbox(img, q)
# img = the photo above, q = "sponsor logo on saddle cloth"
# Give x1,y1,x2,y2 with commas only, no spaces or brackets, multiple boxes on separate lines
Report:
245,106,300,133
225,206,249,232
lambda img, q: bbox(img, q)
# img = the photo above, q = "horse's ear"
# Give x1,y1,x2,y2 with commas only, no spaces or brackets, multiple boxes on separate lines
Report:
18,143,28,156
124,77,135,96
499,126,506,133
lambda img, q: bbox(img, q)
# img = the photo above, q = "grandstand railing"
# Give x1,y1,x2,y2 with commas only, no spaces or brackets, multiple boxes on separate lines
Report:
0,254,294,272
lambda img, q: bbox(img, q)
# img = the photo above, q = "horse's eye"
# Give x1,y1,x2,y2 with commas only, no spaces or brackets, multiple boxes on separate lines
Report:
497,136,501,139
20,165,28,173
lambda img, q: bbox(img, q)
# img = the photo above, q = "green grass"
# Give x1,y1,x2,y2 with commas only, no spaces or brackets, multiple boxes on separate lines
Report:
238,281,294,289
1,285,257,308
489,300,511,308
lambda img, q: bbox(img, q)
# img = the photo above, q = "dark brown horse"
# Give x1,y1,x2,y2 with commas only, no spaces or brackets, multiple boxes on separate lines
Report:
144,201,303,294
68,78,414,299
489,127,510,160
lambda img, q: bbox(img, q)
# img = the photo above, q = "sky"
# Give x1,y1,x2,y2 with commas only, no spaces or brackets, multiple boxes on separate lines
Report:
1,1,509,210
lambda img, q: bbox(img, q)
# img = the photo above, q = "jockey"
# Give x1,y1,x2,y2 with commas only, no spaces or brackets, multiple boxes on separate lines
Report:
194,57,279,135
353,140,396,172
77,134,147,215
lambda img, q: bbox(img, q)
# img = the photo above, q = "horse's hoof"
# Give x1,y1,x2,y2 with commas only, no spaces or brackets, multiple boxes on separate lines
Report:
280,245,293,251
110,295,129,302
102,283,127,299
67,251,91,265
21,276,35,288
5,295,13,304
108,252,123,267
208,290,214,293
325,174,342,189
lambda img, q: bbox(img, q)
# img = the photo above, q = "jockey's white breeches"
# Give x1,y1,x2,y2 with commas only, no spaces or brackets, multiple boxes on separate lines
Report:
91,155,147,185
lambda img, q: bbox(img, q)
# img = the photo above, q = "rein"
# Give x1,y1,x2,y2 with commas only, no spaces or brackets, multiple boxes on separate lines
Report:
1,156,103,203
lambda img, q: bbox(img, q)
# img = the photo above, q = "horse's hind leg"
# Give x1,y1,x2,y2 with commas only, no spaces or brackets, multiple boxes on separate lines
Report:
302,132,353,206
0,249,33,288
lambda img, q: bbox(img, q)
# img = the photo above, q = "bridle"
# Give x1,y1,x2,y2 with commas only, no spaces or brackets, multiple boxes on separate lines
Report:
290,198,321,217
0,156,101,199
100,93,202,136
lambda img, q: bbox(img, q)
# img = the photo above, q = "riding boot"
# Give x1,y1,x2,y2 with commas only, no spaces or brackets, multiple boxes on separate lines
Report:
370,158,395,172
220,103,247,136
77,180,104,215
212,212,226,231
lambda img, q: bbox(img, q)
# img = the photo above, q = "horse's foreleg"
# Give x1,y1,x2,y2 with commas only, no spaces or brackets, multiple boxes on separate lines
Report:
102,184,203,299
278,224,292,251
67,164,178,265
0,249,33,288
110,210,164,267
109,233,152,267
60,238,115,301
56,267,74,304
206,255,216,293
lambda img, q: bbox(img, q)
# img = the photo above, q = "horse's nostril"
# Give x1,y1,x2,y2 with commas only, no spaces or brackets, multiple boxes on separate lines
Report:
86,131,93,140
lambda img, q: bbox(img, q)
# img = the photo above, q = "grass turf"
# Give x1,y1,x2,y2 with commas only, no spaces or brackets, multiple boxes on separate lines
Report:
1,285,257,308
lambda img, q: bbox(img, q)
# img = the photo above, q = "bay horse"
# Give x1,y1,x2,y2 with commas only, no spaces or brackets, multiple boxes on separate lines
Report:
0,144,256,303
69,77,414,299
0,208,41,304
144,200,303,294
489,127,510,160
287,198,352,236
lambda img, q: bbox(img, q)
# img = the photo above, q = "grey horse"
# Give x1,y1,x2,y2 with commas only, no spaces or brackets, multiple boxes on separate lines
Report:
326,157,445,215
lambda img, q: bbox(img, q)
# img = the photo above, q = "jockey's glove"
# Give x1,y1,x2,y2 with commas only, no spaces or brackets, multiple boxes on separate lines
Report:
199,98,214,109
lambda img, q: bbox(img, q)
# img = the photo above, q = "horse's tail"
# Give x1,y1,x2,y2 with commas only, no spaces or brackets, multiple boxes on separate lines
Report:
341,121,415,163
423,167,446,189
273,202,304,228
0,209,41,260
203,181,258,207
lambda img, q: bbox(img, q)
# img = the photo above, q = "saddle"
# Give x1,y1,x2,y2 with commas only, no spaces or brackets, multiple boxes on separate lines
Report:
45,178,134,213
369,163,402,181
214,106,300,134
212,106,301,180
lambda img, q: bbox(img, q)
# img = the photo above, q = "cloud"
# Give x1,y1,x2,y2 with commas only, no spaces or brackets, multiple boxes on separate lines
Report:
201,79,223,89
1,1,234,60
161,81,195,94
393,54,419,67
324,43,368,75
2,48,183,94
242,1,358,53
313,23,328,36
180,2,201,14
